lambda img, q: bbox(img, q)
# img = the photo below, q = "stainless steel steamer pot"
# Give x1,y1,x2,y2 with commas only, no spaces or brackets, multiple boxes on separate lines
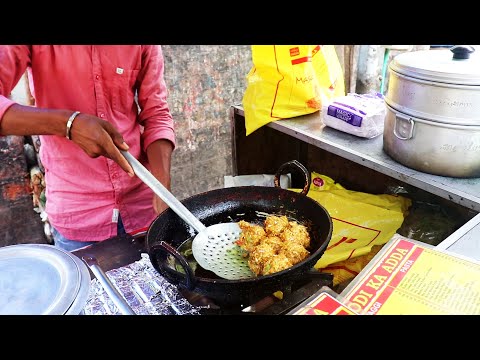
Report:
383,45,480,177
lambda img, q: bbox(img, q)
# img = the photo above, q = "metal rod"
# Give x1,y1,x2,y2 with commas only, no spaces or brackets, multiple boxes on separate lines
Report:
82,255,135,315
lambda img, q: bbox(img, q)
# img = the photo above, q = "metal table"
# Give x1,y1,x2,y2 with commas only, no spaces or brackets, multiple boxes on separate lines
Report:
231,105,480,262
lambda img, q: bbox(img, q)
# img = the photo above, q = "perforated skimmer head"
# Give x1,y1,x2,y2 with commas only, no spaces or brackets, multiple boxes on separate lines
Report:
191,223,255,280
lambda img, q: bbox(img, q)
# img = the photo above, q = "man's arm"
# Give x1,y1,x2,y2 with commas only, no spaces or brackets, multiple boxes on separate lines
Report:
146,139,174,214
137,45,176,214
0,104,134,176
0,46,134,176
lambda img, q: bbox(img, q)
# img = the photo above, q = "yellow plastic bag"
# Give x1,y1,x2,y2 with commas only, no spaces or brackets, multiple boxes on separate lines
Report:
290,172,412,269
321,244,384,287
242,45,345,136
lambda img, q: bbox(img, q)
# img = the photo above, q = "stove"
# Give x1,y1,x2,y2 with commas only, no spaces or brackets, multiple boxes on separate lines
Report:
77,232,334,316
180,273,334,315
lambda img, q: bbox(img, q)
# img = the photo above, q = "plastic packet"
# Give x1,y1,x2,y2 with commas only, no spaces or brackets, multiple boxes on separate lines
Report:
224,174,291,188
321,91,386,138
385,185,465,246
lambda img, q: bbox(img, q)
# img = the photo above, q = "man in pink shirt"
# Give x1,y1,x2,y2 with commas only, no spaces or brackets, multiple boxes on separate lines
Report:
0,45,175,251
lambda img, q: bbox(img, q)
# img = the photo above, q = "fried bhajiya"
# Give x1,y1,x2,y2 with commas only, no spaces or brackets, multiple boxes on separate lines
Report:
236,215,312,277
264,215,289,235
262,253,293,275
280,241,310,264
237,220,266,253
262,236,284,252
280,221,311,248
248,243,277,276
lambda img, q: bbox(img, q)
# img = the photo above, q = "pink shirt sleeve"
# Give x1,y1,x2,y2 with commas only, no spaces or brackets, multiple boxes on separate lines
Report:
0,96,16,122
0,46,31,125
136,45,176,152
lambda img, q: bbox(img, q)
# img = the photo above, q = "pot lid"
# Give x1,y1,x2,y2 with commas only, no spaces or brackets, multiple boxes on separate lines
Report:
389,45,480,85
0,244,91,315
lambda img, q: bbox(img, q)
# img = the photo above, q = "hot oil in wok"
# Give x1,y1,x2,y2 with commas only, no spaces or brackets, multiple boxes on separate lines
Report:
168,237,223,279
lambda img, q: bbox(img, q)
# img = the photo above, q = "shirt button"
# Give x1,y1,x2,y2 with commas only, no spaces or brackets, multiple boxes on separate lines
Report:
100,113,105,118
95,75,100,80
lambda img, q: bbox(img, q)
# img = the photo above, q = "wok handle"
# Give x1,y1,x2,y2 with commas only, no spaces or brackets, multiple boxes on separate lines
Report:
121,150,206,234
150,241,196,291
287,269,334,285
82,255,136,315
274,160,311,195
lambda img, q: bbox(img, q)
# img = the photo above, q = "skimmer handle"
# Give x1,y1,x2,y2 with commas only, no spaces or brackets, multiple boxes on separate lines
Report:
121,150,206,233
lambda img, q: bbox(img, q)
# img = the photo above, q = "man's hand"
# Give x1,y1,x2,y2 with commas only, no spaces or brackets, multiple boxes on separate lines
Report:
69,113,134,177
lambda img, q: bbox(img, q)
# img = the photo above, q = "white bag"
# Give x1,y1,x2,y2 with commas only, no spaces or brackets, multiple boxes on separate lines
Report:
321,92,386,139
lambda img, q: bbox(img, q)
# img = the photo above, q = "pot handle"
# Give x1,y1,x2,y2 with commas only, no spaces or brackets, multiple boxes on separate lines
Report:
149,241,196,291
393,112,415,140
450,45,475,60
274,160,311,195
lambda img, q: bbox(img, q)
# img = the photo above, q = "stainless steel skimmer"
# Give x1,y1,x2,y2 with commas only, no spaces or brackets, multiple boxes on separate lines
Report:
121,151,254,280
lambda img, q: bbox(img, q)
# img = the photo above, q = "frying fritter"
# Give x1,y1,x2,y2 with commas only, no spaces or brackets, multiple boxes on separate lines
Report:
264,215,289,235
281,221,311,248
248,243,277,276
237,215,313,277
262,236,284,252
280,241,310,264
262,253,293,275
236,220,266,253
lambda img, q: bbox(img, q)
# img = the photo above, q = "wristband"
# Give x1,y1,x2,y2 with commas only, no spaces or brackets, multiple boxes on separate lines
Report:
66,111,81,140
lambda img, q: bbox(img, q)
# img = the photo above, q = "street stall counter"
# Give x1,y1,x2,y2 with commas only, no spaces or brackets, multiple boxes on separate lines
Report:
229,104,480,262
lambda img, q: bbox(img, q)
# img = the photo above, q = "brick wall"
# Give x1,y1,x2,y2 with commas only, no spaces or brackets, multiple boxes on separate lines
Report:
162,45,252,200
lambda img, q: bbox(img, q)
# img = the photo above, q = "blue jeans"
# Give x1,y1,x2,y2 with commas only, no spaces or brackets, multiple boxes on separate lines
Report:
52,215,126,252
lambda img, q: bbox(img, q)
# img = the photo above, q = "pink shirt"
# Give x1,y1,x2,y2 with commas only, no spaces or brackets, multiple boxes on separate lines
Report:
0,45,175,241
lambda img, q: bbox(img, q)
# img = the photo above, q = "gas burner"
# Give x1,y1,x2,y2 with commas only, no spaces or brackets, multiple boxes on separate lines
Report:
179,272,334,315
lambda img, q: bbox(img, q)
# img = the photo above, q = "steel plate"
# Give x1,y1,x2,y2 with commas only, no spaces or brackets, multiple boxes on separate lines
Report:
0,244,91,315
